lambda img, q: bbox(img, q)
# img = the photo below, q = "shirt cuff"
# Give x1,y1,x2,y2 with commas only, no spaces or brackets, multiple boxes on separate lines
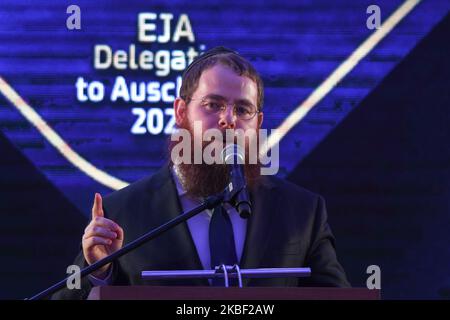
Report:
88,265,113,286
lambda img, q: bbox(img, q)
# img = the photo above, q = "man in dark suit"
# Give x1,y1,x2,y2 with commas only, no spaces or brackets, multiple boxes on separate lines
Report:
52,47,349,299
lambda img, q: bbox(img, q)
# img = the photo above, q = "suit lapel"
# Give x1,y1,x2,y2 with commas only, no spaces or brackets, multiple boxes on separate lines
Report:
146,166,208,285
240,176,278,286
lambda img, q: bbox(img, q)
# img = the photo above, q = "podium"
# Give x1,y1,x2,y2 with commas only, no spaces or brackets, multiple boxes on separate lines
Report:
88,286,380,300
88,267,379,300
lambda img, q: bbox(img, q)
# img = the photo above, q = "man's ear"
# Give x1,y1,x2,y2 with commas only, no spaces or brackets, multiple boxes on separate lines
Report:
257,111,264,129
174,97,187,126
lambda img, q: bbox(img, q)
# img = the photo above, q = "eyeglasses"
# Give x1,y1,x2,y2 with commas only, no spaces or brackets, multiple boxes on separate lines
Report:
187,96,259,121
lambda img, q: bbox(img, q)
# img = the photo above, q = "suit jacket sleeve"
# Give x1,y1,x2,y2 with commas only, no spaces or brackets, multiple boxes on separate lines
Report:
298,195,351,287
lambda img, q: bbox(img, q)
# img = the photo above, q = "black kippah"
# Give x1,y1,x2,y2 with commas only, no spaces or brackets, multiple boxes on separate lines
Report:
182,46,239,79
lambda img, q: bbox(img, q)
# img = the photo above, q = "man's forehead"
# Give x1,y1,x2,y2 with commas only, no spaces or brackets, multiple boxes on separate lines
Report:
195,64,258,102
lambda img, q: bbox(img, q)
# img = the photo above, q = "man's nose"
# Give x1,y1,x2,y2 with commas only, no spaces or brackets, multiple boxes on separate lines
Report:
218,105,236,129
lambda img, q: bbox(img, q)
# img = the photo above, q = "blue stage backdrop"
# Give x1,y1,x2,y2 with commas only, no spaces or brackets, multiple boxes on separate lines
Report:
0,0,448,299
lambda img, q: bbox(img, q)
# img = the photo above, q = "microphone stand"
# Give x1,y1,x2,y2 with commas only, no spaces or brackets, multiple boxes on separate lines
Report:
28,180,247,300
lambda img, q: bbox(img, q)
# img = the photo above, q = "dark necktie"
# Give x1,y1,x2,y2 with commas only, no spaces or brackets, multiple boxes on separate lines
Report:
209,204,238,286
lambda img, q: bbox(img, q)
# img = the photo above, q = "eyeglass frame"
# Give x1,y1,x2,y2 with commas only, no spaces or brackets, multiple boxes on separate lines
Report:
181,95,261,121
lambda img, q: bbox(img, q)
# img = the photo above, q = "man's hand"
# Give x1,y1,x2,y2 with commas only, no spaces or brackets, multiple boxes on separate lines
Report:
82,193,124,279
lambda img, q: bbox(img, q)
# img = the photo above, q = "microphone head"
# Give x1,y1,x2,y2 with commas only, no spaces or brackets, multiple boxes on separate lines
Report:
222,144,245,165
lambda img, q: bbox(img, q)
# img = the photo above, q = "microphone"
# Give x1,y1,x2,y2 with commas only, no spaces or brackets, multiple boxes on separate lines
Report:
222,144,252,219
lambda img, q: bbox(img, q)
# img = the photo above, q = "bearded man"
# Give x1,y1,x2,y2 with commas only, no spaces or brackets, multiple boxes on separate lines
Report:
52,47,349,300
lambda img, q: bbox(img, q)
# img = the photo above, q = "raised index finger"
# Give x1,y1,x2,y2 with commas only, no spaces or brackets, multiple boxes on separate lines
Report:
91,193,104,220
